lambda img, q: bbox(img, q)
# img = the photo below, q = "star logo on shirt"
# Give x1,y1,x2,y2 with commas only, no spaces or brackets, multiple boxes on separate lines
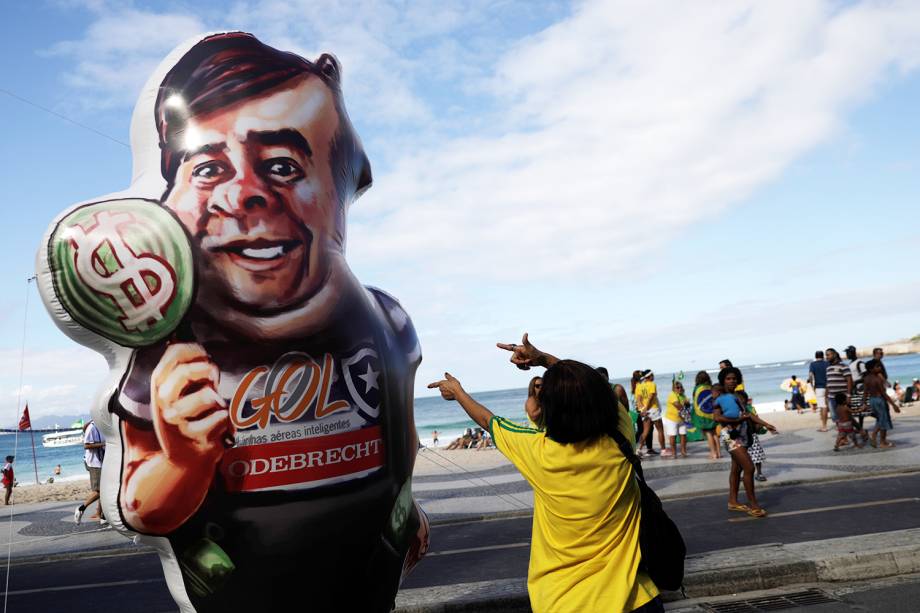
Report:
358,363,380,393
343,347,381,420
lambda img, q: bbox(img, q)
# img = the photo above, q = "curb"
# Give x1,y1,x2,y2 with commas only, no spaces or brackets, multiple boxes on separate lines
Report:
5,543,155,567
680,528,920,598
430,510,533,527
394,528,920,612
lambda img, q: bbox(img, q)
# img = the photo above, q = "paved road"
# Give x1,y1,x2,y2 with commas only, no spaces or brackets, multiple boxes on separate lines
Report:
1,551,174,613
1,473,918,611
403,472,920,588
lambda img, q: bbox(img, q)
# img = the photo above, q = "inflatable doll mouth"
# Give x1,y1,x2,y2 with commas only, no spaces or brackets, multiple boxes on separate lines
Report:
212,236,306,272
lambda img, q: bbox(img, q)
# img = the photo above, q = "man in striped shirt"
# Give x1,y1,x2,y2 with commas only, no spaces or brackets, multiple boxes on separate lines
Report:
823,348,853,430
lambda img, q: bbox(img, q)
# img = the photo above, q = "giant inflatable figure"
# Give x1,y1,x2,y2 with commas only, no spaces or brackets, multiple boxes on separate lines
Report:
37,32,428,612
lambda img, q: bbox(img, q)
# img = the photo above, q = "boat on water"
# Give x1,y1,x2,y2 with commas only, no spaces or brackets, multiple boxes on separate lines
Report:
42,429,84,448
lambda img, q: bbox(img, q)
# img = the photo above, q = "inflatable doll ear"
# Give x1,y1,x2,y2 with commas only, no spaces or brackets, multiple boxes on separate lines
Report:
316,53,342,84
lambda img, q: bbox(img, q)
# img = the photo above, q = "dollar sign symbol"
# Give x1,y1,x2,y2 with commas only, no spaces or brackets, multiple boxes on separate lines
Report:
69,210,178,334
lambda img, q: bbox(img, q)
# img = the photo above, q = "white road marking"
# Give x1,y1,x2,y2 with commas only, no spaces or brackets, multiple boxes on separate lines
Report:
426,541,530,557
1,578,162,596
728,497,920,522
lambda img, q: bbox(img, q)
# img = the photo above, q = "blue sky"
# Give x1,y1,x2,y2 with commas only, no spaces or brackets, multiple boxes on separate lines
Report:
2,0,920,421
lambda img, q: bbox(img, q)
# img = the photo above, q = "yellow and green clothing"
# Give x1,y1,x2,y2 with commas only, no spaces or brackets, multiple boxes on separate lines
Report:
664,391,686,422
634,381,659,411
489,405,659,613
693,384,716,431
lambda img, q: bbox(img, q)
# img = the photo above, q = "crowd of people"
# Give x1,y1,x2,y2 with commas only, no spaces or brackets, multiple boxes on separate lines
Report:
428,335,664,613
424,335,917,612
625,360,776,516
429,345,912,458
441,427,493,450
804,347,902,449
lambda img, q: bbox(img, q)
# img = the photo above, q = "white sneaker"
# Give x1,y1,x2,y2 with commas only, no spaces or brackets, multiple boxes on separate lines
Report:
74,506,84,525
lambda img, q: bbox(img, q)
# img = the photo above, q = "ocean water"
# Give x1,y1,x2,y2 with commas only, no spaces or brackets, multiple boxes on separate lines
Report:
0,432,91,487
414,352,920,447
7,354,917,480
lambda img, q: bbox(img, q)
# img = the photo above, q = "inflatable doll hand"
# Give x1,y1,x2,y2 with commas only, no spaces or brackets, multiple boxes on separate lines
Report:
151,343,231,466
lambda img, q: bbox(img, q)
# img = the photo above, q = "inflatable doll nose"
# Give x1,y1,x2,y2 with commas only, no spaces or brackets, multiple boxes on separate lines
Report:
212,174,271,216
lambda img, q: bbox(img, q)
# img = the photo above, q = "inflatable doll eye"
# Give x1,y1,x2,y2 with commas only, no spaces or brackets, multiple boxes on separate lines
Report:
261,158,305,183
192,161,231,184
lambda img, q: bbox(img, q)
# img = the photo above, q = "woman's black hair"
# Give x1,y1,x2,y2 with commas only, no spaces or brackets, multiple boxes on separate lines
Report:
630,370,642,393
717,366,743,386
540,360,619,444
695,370,712,387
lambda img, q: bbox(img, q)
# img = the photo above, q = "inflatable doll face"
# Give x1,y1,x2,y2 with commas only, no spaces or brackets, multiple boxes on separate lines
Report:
162,74,345,313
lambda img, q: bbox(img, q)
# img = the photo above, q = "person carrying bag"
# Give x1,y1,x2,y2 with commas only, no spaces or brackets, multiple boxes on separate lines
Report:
610,426,687,592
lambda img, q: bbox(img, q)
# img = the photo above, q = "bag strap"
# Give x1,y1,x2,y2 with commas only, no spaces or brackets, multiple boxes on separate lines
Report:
609,427,646,483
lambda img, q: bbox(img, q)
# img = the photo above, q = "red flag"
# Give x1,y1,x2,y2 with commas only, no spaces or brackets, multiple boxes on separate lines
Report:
18,405,31,431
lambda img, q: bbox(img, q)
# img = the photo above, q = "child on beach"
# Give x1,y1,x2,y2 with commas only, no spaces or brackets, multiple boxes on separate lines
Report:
2,456,13,505
833,392,867,451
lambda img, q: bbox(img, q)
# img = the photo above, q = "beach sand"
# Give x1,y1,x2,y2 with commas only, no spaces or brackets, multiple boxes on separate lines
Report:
6,477,91,506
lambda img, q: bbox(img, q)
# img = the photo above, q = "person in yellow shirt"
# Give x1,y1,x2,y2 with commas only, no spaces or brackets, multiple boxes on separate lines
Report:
664,382,689,458
635,370,666,457
428,335,661,613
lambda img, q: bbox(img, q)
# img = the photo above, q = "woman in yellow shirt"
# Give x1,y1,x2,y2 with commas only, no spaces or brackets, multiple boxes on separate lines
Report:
428,335,661,613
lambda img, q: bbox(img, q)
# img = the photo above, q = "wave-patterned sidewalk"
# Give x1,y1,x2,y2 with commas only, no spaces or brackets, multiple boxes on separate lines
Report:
413,410,920,523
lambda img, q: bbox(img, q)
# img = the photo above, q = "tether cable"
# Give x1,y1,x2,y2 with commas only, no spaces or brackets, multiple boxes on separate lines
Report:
0,88,128,148
4,277,35,613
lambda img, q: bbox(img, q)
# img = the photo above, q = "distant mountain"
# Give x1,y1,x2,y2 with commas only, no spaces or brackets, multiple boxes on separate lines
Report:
2,414,90,432
857,336,920,358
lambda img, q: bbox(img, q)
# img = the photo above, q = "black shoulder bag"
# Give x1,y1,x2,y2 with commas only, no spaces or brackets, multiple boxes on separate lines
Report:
610,428,686,592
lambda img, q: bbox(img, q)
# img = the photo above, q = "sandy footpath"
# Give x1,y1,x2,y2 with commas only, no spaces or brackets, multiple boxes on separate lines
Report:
415,401,920,477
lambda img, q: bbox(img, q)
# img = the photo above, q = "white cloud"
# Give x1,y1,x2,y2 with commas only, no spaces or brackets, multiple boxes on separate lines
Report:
56,0,920,281
350,0,920,283
45,8,207,109
37,0,920,396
